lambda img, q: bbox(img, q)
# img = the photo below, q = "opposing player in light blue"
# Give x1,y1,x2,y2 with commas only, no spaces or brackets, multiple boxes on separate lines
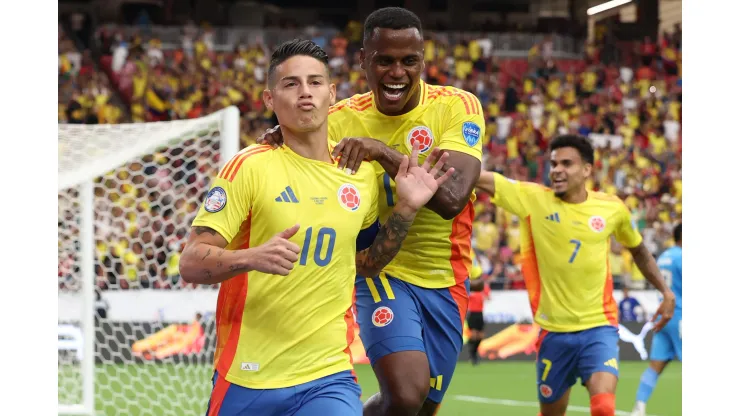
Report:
631,223,682,416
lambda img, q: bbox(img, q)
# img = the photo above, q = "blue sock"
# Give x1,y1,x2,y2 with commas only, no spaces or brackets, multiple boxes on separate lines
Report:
636,367,659,403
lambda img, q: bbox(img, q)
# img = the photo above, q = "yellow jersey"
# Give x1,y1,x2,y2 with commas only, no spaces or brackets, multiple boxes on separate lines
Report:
328,80,485,289
492,174,643,333
191,143,380,389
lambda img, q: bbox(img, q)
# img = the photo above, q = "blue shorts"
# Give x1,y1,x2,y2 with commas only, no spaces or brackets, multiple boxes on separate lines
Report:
205,370,362,416
650,313,682,362
355,273,469,403
535,326,620,403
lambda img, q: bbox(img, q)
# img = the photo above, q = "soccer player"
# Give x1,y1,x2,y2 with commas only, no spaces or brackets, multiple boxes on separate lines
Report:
476,134,676,416
466,254,490,365
631,223,682,416
178,39,453,416
259,8,485,415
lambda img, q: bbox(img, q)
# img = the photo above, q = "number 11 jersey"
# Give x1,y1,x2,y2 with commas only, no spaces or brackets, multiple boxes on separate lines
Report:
191,143,379,390
491,173,643,333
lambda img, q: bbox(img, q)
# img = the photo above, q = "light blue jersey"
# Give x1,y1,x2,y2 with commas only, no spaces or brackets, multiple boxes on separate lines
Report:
657,246,682,313
650,245,682,362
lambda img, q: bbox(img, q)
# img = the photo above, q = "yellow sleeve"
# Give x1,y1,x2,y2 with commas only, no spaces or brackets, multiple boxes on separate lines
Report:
191,151,257,243
491,173,538,219
437,93,485,160
613,203,643,249
363,167,380,229
356,165,381,252
327,103,347,142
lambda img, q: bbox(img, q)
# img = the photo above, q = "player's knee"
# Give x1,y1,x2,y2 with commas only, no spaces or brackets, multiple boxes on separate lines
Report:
382,379,429,415
590,392,615,416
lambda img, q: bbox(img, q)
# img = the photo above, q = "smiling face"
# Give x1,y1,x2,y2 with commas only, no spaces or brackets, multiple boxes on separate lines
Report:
549,146,592,199
263,55,335,133
361,27,425,116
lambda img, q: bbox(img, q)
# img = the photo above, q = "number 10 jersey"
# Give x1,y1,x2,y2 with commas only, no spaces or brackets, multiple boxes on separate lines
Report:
191,143,379,390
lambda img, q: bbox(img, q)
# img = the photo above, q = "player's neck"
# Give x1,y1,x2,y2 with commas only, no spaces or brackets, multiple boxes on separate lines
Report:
282,126,332,163
561,187,589,204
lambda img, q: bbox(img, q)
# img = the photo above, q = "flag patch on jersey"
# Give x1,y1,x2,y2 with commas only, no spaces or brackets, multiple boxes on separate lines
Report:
406,126,434,153
462,121,481,146
337,184,361,211
204,187,227,213
589,215,606,232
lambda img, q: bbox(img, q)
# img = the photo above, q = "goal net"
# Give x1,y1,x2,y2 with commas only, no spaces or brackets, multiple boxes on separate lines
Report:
58,107,240,415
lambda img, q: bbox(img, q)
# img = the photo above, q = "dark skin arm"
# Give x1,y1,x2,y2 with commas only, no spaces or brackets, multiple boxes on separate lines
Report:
355,210,414,278
628,242,676,332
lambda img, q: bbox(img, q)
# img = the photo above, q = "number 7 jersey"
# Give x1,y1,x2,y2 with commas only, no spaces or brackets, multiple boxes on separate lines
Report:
491,174,643,333
191,143,380,389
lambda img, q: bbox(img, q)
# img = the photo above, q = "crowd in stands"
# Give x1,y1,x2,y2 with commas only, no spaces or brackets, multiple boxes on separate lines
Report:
58,21,681,292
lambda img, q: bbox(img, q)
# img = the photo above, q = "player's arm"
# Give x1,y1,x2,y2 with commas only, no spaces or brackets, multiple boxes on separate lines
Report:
355,145,453,276
615,204,676,330
179,152,300,285
355,206,417,278
479,172,533,218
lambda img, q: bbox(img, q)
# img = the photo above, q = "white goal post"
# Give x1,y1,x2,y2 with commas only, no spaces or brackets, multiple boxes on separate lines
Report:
58,107,240,415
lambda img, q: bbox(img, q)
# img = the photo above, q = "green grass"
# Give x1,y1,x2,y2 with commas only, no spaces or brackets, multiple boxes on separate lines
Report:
59,361,681,415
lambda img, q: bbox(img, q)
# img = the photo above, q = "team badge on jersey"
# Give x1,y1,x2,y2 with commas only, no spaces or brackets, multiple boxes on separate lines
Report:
406,126,434,153
539,384,553,398
372,306,394,327
462,121,481,146
589,215,606,233
204,187,227,213
337,184,361,211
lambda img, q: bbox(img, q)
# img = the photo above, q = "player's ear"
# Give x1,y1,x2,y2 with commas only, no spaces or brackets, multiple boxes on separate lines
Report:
583,163,593,178
359,48,366,70
263,88,273,111
329,83,336,106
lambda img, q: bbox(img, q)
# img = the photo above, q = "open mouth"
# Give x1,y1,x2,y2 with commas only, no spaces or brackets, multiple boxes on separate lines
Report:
381,83,409,102
552,178,567,186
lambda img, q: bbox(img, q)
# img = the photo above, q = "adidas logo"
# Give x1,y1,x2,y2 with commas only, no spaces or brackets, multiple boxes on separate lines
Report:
545,213,560,223
603,358,618,370
275,186,299,203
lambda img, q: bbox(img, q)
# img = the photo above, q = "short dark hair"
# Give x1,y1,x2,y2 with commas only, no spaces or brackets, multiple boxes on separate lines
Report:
267,39,329,86
673,222,682,243
549,134,595,165
363,7,423,44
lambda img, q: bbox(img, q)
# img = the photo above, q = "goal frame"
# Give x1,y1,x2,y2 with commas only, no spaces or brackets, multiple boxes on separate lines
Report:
58,106,240,415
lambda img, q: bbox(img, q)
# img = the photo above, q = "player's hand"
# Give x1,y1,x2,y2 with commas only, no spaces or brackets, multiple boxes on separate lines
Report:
331,137,388,174
256,125,283,148
651,290,676,332
394,143,454,213
247,224,301,276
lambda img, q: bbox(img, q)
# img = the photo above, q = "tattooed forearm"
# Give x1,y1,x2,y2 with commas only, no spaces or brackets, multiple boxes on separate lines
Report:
356,212,414,278
201,248,212,261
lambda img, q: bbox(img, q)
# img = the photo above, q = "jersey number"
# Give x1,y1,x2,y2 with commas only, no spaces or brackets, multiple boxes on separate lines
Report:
568,239,581,263
383,173,395,207
300,227,336,267
540,358,552,381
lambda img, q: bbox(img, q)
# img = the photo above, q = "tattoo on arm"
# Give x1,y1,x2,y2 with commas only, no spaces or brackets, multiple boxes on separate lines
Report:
201,248,212,261
193,226,218,236
356,212,413,277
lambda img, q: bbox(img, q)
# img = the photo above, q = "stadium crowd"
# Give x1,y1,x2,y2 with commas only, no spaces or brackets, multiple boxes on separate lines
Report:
58,22,681,292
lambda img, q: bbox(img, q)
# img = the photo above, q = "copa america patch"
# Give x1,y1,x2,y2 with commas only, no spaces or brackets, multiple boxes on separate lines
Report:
204,187,227,213
461,121,481,147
